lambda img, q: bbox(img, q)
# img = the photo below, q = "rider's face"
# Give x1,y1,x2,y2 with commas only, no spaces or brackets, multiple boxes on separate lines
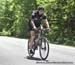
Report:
38,10,44,15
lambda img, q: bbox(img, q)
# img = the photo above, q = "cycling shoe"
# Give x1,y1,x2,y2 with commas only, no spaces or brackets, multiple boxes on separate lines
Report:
30,49,34,54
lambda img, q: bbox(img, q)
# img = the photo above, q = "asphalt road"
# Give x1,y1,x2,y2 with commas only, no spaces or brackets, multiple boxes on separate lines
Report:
0,36,75,65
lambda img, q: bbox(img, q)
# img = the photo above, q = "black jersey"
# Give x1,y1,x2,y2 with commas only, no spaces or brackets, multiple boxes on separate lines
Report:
31,11,47,27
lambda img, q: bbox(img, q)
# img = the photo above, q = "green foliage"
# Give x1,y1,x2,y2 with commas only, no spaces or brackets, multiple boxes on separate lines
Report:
0,0,75,46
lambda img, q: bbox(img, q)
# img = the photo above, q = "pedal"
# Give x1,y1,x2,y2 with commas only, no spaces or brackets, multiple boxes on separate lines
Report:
34,46,38,50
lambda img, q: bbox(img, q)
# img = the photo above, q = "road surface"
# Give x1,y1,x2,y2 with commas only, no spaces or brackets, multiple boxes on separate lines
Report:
0,36,75,65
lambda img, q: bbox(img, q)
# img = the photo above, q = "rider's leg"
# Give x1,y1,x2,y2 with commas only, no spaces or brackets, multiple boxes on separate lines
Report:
29,30,35,49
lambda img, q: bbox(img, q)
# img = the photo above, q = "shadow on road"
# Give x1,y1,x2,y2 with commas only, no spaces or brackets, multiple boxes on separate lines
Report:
26,56,41,61
25,56,49,61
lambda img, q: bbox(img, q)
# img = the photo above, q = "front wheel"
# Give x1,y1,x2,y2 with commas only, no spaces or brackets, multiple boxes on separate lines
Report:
39,37,49,60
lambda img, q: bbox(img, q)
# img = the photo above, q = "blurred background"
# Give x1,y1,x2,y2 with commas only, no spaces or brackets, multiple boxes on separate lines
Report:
0,0,75,46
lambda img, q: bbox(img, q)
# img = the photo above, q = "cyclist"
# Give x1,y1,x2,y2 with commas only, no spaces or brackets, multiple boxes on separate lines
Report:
28,6,50,54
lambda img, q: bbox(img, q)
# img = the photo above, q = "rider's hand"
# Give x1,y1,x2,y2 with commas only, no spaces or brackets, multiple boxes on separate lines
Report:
47,28,51,32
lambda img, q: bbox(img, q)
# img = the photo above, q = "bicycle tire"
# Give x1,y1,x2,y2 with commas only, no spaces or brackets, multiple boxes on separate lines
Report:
28,40,35,57
39,37,49,60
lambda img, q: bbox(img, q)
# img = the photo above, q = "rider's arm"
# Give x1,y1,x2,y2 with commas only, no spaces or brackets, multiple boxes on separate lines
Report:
44,19,50,28
42,14,50,29
31,11,37,29
31,19,36,29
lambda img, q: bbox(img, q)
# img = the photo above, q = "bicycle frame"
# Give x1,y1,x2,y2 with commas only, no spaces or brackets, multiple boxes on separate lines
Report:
34,29,46,46
28,28,49,60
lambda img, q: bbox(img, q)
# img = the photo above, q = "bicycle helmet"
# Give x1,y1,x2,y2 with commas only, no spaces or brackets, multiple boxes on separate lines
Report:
37,6,44,11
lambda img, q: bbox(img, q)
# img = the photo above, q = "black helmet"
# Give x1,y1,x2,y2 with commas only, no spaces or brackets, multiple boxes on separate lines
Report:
37,6,44,11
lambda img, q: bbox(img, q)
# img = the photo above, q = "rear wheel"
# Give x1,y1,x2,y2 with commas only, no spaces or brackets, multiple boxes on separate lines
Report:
39,37,49,60
28,40,35,57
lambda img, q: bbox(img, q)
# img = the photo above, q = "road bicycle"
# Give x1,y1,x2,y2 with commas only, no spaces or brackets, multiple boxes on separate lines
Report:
28,27,50,60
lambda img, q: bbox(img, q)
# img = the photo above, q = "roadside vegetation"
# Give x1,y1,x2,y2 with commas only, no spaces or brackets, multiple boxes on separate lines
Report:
0,0,75,46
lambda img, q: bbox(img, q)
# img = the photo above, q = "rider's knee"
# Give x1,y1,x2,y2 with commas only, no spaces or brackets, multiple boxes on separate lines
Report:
30,34,35,39
30,31,35,38
31,35,35,39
